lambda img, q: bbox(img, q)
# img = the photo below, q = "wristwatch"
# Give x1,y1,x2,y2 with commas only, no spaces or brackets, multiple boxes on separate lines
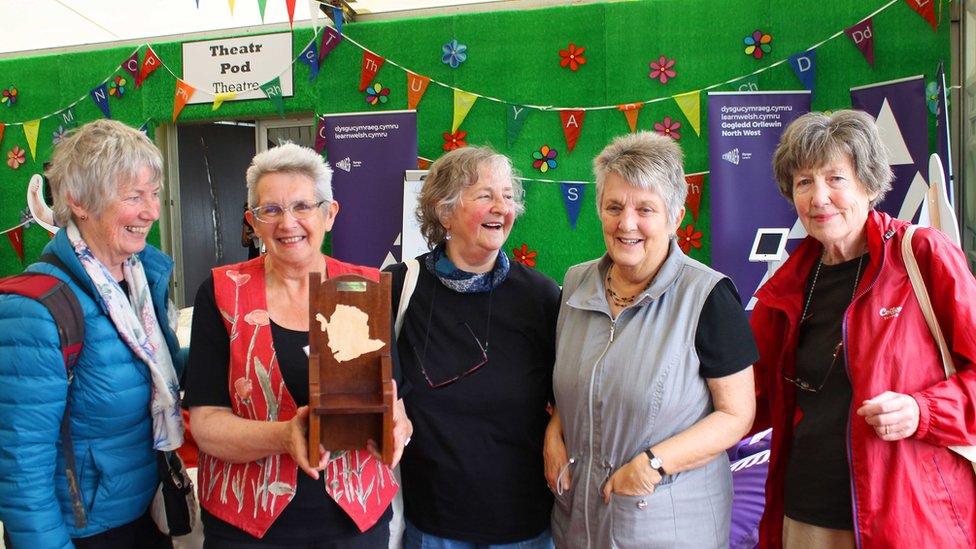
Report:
644,448,667,476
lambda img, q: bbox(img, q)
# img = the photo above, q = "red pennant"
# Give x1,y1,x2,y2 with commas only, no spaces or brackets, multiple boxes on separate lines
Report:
137,46,162,87
903,0,937,32
844,18,875,67
285,0,297,28
407,72,431,110
418,157,432,170
559,110,585,153
685,173,704,222
6,226,24,264
617,103,644,133
0,123,5,147
359,51,385,92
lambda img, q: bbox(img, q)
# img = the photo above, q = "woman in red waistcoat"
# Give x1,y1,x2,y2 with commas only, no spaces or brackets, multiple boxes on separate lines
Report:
183,143,412,548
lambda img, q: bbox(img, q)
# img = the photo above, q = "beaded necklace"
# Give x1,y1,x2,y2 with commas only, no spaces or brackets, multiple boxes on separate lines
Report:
605,264,652,308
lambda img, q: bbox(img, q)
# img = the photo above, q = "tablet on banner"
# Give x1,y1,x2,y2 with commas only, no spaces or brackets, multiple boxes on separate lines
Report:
182,32,294,104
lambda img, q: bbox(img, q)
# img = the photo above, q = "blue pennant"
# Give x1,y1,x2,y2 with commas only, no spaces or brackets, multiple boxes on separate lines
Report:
560,182,586,229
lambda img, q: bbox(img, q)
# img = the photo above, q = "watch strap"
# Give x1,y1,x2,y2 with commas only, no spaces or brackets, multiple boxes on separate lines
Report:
644,448,667,476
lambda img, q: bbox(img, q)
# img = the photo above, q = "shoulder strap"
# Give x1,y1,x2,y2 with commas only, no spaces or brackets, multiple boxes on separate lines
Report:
395,259,420,337
902,226,955,377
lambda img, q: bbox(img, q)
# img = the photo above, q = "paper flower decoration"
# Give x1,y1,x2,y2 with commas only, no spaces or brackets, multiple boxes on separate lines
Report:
109,75,126,98
532,145,558,173
442,130,467,151
676,224,702,254
512,243,537,268
743,30,772,59
926,81,940,115
7,146,26,169
2,86,17,107
654,117,681,140
442,39,467,68
52,125,67,145
364,83,390,105
649,56,676,84
559,43,587,71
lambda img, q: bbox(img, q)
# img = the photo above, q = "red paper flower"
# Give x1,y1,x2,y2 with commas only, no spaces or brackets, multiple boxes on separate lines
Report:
654,116,681,140
649,56,676,84
7,146,25,169
676,224,702,254
559,43,587,71
442,130,468,151
512,243,537,268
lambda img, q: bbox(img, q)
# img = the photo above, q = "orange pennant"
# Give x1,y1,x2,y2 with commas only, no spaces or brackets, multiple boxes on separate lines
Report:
407,72,431,110
685,173,704,221
903,0,937,31
559,110,585,153
617,103,644,133
172,79,196,122
359,51,385,92
137,46,162,87
0,123,5,147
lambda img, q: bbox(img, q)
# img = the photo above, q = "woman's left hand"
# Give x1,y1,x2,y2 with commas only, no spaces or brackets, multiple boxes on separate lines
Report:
602,453,662,504
856,391,920,441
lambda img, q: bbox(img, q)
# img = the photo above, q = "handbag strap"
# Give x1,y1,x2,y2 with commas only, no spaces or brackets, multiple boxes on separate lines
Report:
394,259,420,337
902,225,956,377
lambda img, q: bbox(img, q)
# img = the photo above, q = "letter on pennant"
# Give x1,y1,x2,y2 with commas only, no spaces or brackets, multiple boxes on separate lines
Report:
506,105,531,147
616,103,643,133
673,91,701,136
844,18,875,67
903,0,937,32
61,107,78,129
788,50,817,95
559,110,585,153
407,72,431,110
90,84,111,119
299,41,320,81
560,183,586,229
137,46,161,88
260,77,286,117
359,51,385,92
685,173,704,222
172,79,196,122
22,119,40,160
121,51,141,81
319,27,342,61
7,226,24,264
314,116,328,153
452,90,478,133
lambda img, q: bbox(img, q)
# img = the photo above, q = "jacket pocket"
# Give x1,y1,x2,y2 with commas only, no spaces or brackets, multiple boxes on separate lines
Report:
920,451,972,547
609,489,675,548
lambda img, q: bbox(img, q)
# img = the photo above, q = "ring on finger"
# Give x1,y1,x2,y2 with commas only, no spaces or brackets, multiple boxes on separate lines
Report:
884,425,890,435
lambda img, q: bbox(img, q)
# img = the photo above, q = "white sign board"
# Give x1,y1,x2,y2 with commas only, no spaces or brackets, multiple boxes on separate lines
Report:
182,32,293,105
402,170,429,262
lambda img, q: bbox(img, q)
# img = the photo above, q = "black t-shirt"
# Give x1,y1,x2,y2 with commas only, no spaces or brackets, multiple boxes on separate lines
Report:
182,276,393,544
695,278,760,378
386,258,560,545
784,254,866,530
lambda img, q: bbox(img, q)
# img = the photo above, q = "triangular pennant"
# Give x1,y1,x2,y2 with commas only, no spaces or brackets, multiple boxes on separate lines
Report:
90,84,111,118
319,27,342,60
333,6,344,34
308,0,322,32
418,157,432,169
6,226,24,264
560,183,586,229
137,46,161,87
903,0,937,32
359,51,385,91
314,117,328,153
452,90,478,133
139,120,151,135
734,74,760,92
60,107,78,129
0,123,5,148
172,79,196,122
121,50,141,81
407,72,431,110
559,110,585,153
227,0,235,14
616,103,643,133
875,98,914,165
673,91,701,136
845,18,876,67
506,105,531,147
22,119,40,160
257,0,268,22
788,50,816,95
285,0,297,28
685,173,704,221
260,77,286,117
212,92,236,111
299,41,320,81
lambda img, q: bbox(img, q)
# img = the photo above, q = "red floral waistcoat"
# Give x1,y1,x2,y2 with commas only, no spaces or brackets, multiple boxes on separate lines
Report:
199,255,398,538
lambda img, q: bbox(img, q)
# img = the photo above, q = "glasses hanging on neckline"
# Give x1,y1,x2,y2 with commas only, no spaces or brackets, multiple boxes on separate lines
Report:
250,200,327,223
782,341,843,393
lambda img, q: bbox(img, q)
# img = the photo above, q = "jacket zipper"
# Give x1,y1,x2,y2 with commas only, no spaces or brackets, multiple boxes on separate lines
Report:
583,318,615,549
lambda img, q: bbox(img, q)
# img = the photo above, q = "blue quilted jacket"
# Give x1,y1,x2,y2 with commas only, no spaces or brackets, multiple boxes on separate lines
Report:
0,230,181,548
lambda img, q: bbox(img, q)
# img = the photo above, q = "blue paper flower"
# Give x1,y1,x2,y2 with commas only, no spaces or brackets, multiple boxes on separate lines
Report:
52,125,67,145
442,39,467,68
926,81,940,115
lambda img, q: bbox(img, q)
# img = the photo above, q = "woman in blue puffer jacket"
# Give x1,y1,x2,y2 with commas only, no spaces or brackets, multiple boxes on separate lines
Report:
0,119,183,548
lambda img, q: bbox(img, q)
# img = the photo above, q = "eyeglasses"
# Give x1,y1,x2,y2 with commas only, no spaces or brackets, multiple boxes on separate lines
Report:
250,200,326,223
782,341,843,393
413,322,488,389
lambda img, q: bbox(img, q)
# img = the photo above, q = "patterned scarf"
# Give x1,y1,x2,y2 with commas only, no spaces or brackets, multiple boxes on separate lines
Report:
66,221,184,451
424,242,510,294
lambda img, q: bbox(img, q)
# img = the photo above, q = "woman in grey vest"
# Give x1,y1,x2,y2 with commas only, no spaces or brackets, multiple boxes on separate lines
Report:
545,132,758,548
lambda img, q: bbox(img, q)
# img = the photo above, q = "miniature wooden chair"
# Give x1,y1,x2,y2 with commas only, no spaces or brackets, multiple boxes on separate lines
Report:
308,272,394,465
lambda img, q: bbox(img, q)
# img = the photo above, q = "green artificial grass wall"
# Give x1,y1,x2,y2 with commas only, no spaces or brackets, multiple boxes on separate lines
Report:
0,0,951,282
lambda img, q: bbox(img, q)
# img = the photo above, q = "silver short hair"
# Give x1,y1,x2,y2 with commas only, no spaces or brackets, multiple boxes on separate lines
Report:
416,146,525,248
593,131,687,225
772,109,893,207
245,143,333,207
46,119,163,225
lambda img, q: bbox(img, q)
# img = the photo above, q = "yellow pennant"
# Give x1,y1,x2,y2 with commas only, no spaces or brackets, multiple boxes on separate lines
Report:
212,92,237,111
23,119,40,160
673,91,701,136
227,0,235,14
452,89,478,133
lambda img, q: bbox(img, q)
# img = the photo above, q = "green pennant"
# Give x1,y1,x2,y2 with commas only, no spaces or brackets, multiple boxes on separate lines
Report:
732,74,760,92
506,105,531,148
260,77,285,118
61,107,79,129
257,0,268,22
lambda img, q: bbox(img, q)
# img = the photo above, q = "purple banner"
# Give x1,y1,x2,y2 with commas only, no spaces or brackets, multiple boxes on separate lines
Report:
850,76,927,220
728,429,772,549
708,91,811,306
324,111,417,268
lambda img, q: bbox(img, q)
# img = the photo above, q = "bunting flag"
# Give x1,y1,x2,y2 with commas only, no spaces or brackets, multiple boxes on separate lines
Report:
418,157,432,169
673,91,701,136
61,107,78,129
137,46,161,87
212,92,236,111
319,27,342,61
121,50,141,81
172,79,196,122
260,77,286,117
734,74,760,92
22,119,40,160
903,0,937,32
286,0,297,28
227,0,235,14
359,51,385,91
844,18,876,67
559,110,585,153
560,183,586,229
617,103,643,133
506,105,531,147
139,120,151,134
314,117,327,153
333,6,344,34
685,173,704,221
257,0,268,22
452,90,478,132
0,123,5,148
7,226,24,264
90,84,111,118
407,72,431,110
299,41,320,81
789,50,817,95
